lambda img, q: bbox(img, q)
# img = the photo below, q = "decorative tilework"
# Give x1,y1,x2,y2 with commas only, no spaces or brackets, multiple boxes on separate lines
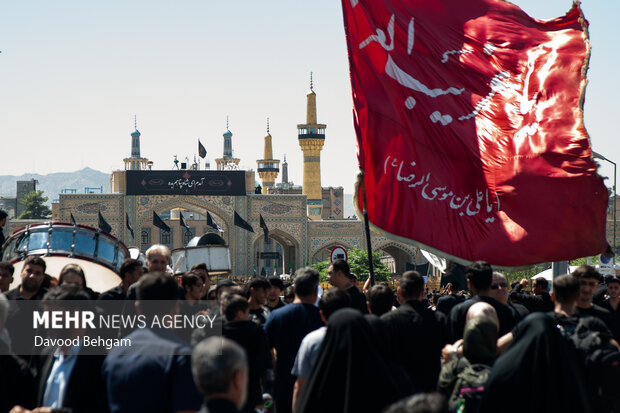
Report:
75,202,108,214
58,192,419,275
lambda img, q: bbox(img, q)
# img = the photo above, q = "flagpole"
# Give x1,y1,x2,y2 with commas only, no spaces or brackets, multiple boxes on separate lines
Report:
361,173,376,287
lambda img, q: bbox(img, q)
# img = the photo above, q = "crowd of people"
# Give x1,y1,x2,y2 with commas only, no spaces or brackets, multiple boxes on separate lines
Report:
1,242,619,413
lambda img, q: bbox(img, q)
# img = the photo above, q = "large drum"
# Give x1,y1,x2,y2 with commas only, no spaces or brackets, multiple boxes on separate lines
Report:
2,222,128,293
171,233,231,276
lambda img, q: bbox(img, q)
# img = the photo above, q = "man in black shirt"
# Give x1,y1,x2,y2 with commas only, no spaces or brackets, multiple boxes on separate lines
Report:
601,277,620,342
265,276,285,311
328,259,368,314
382,271,448,392
509,276,553,313
4,256,47,301
98,258,144,300
221,294,271,413
247,278,271,327
573,265,613,330
436,283,464,316
449,261,519,341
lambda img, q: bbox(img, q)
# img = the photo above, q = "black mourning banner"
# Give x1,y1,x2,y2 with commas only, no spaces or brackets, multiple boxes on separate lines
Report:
126,170,246,196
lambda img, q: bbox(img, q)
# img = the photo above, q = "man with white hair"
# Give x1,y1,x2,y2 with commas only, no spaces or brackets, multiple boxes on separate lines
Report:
145,244,171,273
192,337,248,413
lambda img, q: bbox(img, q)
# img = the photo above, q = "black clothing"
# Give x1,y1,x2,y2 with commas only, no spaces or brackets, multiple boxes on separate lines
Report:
449,295,519,341
481,312,593,413
381,299,448,392
265,298,285,312
435,294,465,316
364,314,390,354
297,308,413,413
593,284,608,306
510,302,530,319
509,284,553,313
4,286,48,357
204,398,239,413
37,351,109,413
97,285,126,300
4,285,47,301
601,299,620,342
577,304,613,332
223,320,271,413
346,284,368,314
0,228,5,254
0,341,36,412
249,305,270,327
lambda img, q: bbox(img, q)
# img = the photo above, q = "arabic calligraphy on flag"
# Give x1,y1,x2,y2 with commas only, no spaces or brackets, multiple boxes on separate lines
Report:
342,0,608,267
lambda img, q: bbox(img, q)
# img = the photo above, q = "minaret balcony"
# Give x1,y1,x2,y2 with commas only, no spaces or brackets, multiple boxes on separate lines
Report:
298,132,325,140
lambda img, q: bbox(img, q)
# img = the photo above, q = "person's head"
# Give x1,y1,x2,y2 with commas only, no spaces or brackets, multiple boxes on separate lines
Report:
462,315,499,365
398,271,425,302
136,272,179,318
43,283,91,302
571,265,601,305
58,263,87,289
319,287,351,322
120,258,144,287
552,274,580,306
0,261,15,293
448,283,459,294
192,337,248,409
216,279,236,301
465,261,493,294
247,278,270,305
145,244,170,273
328,259,352,289
607,277,620,299
532,277,549,294
222,294,250,322
607,278,620,300
294,267,319,301
466,302,499,330
20,256,46,293
0,209,7,227
191,263,211,294
267,276,284,302
367,284,394,316
42,284,91,338
182,271,204,301
284,285,295,304
489,272,508,304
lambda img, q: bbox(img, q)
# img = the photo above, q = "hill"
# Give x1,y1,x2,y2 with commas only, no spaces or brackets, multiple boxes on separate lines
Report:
0,167,110,203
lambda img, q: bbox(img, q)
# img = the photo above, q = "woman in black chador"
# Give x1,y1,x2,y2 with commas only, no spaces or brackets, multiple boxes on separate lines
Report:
296,308,412,413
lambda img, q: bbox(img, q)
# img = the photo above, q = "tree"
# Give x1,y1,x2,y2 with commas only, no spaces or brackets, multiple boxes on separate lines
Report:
311,248,392,283
18,190,52,219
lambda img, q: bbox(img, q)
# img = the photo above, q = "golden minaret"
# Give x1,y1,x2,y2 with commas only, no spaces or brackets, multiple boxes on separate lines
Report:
257,118,280,193
297,73,326,219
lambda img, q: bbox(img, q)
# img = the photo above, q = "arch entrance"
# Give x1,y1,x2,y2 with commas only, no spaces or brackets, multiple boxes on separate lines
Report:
252,229,299,276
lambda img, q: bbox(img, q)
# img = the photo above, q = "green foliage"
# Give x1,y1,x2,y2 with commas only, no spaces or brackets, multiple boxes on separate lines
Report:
311,248,392,283
504,256,598,285
18,190,52,219
312,260,331,283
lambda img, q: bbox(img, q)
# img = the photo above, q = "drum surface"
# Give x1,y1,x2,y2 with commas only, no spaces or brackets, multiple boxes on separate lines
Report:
8,256,122,293
3,222,128,293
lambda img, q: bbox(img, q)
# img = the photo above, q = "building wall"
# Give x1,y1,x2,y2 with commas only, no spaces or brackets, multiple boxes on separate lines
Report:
269,186,343,220
6,176,419,277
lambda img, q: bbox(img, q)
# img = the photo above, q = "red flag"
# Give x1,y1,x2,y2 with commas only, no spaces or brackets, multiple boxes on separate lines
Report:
342,0,608,267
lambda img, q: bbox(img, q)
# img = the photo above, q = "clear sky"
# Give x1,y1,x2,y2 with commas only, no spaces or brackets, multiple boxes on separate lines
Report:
1,0,618,193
